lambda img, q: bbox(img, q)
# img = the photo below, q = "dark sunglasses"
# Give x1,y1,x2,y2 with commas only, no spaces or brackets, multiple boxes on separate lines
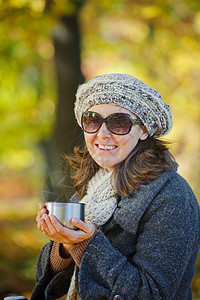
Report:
81,111,143,135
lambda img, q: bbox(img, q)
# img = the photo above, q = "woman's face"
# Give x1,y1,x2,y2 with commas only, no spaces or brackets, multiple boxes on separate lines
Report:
83,104,148,172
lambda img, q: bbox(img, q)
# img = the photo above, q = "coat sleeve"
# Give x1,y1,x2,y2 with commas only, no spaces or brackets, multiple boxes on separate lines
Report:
77,190,200,300
30,241,75,300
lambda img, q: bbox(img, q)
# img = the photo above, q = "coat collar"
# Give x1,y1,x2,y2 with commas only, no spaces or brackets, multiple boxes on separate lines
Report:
113,165,178,233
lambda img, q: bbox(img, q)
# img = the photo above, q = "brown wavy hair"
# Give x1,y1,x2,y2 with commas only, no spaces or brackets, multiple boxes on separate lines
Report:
64,136,176,199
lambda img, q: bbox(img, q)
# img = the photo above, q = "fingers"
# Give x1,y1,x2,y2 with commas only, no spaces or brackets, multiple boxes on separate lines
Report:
40,215,66,237
36,210,95,245
36,203,47,223
50,215,77,240
39,202,45,209
37,218,44,231
36,209,46,223
50,215,65,233
39,215,73,243
41,214,58,236
36,203,60,239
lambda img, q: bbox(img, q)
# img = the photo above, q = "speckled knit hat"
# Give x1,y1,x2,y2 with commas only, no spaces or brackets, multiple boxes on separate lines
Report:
74,73,172,137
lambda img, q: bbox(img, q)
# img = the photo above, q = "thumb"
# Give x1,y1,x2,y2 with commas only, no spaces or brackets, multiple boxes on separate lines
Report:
71,218,95,235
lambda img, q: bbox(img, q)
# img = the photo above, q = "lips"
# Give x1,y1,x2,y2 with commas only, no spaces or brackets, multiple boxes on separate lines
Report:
97,144,117,150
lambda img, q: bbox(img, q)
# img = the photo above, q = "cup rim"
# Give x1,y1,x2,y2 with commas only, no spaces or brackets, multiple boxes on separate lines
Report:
44,201,85,206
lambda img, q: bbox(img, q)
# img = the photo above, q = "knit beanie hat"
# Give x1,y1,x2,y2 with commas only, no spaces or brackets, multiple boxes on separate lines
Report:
74,73,172,137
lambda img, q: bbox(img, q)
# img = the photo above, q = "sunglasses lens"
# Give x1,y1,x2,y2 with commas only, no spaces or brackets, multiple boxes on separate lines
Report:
81,112,101,133
107,114,131,134
81,112,134,135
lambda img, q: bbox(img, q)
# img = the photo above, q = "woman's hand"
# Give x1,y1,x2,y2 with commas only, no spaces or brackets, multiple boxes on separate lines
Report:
36,203,95,252
36,202,47,228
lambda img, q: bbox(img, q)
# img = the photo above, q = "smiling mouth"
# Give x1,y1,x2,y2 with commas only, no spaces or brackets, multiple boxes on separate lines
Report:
96,144,117,150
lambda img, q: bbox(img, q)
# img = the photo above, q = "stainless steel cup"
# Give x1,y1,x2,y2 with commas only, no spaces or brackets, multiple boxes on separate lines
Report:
45,202,85,229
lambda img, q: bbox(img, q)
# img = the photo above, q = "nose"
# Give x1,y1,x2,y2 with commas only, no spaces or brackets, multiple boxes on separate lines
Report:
97,122,111,138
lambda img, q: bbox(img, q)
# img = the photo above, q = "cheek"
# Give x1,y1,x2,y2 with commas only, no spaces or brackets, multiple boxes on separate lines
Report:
118,132,141,153
84,133,95,149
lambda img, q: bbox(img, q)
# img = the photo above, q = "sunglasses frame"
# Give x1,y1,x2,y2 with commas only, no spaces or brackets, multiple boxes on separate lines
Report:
81,111,143,135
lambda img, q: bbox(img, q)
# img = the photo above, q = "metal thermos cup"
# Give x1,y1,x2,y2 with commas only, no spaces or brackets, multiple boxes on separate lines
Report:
45,202,85,229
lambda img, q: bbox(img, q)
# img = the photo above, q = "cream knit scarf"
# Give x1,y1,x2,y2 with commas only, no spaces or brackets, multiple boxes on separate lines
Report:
66,168,117,300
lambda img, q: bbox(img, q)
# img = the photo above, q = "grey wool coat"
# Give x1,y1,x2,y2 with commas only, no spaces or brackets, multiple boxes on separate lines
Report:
30,166,200,300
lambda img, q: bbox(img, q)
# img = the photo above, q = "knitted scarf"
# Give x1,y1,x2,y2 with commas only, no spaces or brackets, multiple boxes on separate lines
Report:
66,168,117,299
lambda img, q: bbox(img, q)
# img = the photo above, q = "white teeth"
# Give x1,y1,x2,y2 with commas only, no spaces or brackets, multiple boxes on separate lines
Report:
98,145,116,150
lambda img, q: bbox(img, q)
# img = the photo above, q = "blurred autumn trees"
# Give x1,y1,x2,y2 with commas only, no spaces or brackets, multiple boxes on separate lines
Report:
0,0,200,298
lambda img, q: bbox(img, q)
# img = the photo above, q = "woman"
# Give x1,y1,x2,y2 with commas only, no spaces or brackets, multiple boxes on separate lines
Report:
31,74,200,300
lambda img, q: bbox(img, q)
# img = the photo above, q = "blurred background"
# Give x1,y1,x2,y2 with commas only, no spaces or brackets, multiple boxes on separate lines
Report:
0,0,199,298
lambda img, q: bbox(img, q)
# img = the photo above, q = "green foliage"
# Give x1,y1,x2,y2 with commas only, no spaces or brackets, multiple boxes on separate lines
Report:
0,10,55,168
0,0,85,171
